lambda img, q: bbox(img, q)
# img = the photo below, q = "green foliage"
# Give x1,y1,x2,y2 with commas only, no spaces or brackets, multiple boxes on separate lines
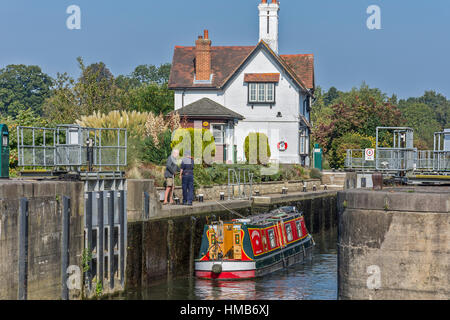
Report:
329,132,376,168
171,128,216,164
43,57,128,124
244,132,271,165
81,247,92,273
126,83,174,115
0,108,50,150
140,130,173,165
397,91,449,149
312,83,403,168
0,64,53,117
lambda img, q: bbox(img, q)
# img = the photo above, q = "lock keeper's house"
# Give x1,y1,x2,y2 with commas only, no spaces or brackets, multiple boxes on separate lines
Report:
168,0,315,166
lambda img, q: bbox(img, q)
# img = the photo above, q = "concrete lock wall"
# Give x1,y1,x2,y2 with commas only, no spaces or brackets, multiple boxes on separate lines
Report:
337,187,450,300
0,180,84,300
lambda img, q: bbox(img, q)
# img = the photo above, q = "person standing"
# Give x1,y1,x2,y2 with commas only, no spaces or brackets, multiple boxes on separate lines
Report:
163,149,179,205
180,150,194,206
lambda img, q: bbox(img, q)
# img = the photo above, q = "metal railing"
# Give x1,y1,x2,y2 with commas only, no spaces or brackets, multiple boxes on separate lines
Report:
344,149,376,171
346,149,450,173
227,168,253,200
17,125,127,171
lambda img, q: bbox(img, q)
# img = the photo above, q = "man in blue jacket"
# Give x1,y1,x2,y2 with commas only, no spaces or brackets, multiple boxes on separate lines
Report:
180,150,194,206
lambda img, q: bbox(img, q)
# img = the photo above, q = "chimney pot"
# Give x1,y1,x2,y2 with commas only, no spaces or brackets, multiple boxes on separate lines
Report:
204,30,209,39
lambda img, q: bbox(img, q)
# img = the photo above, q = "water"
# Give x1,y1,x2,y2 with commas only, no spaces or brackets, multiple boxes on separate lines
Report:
118,228,337,300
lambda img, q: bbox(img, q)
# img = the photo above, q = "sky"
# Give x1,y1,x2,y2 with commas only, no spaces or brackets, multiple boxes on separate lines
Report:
0,0,449,99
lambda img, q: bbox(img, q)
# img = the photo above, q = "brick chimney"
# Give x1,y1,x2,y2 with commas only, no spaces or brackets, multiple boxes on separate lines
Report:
195,30,212,82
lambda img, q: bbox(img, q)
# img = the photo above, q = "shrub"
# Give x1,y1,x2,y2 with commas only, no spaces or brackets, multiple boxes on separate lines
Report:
140,130,173,165
244,132,271,165
329,132,376,168
309,168,323,180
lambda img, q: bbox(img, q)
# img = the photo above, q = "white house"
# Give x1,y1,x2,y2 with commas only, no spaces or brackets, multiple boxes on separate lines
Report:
168,0,315,166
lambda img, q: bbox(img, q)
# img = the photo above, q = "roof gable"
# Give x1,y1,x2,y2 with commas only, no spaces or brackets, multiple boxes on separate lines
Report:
168,41,314,96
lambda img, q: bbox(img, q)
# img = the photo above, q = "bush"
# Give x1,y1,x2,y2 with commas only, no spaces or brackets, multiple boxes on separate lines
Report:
329,132,376,168
141,130,173,165
309,168,322,180
171,128,216,164
244,132,271,165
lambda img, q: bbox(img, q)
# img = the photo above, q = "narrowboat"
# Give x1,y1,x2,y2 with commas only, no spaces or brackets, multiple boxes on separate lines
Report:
195,206,315,280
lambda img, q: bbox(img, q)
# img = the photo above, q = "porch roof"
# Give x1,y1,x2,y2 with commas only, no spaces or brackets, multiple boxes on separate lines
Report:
173,98,245,120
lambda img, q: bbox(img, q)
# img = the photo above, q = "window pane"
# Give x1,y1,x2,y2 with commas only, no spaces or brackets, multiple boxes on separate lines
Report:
249,83,257,102
213,125,224,144
258,83,266,102
266,83,273,102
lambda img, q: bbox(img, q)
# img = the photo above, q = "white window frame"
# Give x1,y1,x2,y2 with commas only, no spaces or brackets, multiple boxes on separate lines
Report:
299,128,309,155
211,123,225,145
296,221,303,238
248,83,275,103
285,224,293,242
249,83,257,102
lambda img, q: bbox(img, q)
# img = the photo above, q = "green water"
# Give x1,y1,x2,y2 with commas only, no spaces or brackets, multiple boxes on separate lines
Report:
116,228,337,300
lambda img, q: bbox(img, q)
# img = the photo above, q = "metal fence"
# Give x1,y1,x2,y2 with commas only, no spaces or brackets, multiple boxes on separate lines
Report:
227,168,253,200
17,125,127,171
346,149,450,173
344,149,376,171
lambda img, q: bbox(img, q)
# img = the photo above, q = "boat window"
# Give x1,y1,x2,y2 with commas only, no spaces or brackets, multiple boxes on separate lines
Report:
296,221,303,238
285,224,293,242
262,234,268,251
268,229,276,248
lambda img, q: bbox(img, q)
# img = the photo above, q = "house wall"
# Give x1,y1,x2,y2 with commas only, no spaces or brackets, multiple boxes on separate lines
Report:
174,48,311,164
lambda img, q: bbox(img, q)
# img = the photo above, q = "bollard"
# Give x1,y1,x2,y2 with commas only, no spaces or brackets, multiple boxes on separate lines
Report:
174,197,180,205
282,187,288,195
198,194,204,203
303,182,307,192
220,192,225,201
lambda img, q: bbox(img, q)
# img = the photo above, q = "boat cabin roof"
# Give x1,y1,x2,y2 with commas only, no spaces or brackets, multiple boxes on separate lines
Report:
226,206,303,227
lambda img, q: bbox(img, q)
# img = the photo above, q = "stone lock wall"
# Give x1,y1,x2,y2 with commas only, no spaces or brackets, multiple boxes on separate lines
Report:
0,180,84,300
337,187,450,300
156,179,323,202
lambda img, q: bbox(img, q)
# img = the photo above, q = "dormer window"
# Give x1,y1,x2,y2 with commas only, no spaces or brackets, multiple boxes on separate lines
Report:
245,73,279,104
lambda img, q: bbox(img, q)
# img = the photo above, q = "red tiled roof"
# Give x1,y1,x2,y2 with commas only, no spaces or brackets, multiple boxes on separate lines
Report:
244,73,280,83
280,54,314,90
168,46,255,89
168,43,314,92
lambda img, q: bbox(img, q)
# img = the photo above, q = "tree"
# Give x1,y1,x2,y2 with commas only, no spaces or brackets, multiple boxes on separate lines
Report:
126,82,174,115
130,63,171,86
43,58,128,124
323,86,340,106
399,91,449,132
0,64,53,116
398,102,442,149
312,83,403,168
